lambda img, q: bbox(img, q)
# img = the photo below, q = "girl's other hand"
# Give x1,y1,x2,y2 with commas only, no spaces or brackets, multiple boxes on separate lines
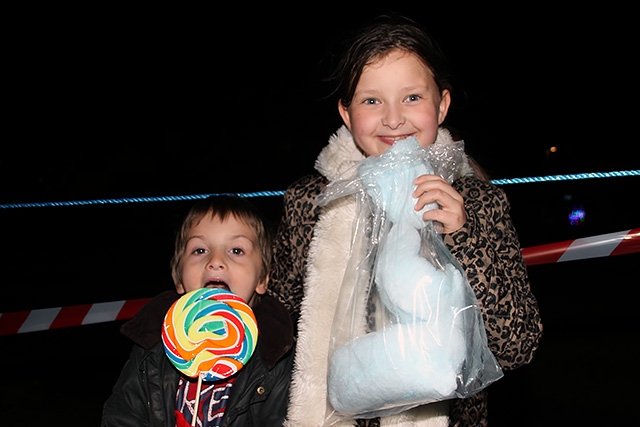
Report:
413,174,466,234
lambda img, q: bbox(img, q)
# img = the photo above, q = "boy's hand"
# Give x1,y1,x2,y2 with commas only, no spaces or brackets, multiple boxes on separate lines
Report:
412,174,466,234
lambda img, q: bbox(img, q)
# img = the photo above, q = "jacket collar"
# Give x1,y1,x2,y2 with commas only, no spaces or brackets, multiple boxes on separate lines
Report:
121,290,294,369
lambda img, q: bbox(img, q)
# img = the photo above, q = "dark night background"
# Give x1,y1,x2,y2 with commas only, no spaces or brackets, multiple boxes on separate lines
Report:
1,4,638,426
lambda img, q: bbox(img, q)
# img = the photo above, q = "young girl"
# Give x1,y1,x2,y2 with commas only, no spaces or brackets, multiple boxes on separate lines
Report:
102,195,294,427
268,14,543,427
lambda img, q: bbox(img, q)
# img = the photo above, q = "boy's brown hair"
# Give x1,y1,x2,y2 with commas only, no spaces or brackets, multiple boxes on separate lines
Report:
170,195,272,287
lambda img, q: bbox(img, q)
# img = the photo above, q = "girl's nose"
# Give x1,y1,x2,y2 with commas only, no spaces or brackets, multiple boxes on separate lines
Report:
382,105,405,129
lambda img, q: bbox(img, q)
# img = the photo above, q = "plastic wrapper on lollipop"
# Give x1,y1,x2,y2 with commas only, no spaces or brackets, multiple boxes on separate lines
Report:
317,136,503,422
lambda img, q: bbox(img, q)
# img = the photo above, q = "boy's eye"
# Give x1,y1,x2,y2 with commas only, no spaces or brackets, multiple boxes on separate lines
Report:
193,248,207,255
230,248,244,255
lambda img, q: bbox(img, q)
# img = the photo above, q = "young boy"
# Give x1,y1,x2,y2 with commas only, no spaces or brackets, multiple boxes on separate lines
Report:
102,195,294,427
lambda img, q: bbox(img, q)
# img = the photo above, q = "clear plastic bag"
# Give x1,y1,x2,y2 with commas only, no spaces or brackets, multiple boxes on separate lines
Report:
318,137,503,422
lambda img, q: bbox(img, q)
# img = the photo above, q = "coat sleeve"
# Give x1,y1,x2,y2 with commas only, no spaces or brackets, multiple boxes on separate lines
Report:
101,345,153,427
445,177,543,371
257,349,296,427
268,174,325,330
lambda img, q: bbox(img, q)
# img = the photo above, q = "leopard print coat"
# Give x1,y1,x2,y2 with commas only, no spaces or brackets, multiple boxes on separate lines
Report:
269,126,543,427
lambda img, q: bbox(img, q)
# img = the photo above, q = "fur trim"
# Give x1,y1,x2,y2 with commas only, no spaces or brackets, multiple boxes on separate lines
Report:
285,196,357,427
316,125,474,182
315,125,365,181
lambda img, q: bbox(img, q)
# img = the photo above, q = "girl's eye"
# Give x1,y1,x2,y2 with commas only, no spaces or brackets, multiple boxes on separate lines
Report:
363,98,379,105
405,94,421,102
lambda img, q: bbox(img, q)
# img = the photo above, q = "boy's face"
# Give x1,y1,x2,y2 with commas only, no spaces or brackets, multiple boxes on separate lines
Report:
338,49,450,157
176,214,267,307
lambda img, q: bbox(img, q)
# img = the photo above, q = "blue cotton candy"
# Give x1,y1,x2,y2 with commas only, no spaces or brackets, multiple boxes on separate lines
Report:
328,321,464,417
327,136,487,418
375,221,465,323
358,137,438,228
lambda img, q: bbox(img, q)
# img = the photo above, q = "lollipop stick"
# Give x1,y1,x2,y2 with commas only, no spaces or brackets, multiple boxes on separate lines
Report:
191,374,203,427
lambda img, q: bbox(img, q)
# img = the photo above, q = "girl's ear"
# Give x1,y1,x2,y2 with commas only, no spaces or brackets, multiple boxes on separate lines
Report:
438,89,451,125
338,100,352,130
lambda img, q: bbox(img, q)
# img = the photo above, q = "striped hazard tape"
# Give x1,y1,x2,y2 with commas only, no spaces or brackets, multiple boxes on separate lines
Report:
1,228,638,336
0,298,150,336
521,228,639,266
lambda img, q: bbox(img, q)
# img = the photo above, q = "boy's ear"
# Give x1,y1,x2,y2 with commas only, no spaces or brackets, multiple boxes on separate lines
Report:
175,282,186,295
255,275,269,296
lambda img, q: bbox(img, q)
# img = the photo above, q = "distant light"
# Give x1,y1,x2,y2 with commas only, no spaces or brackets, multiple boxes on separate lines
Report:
549,146,558,153
568,207,586,226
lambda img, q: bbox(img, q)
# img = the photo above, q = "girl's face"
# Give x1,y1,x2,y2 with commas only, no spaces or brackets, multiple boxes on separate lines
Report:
338,49,450,157
176,214,267,307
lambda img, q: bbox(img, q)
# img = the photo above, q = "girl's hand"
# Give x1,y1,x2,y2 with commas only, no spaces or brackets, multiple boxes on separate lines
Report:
413,174,466,234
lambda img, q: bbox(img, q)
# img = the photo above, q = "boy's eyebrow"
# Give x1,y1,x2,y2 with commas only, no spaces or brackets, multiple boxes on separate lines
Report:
185,233,256,244
229,234,256,243
185,234,205,242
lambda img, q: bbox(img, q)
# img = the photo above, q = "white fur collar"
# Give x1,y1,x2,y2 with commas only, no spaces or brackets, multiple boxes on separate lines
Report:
315,125,474,182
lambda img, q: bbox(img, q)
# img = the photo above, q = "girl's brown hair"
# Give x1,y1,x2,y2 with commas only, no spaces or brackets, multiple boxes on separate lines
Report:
329,14,453,109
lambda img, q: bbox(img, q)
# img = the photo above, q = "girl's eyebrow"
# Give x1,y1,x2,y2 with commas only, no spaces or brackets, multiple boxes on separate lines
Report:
355,84,429,96
353,88,380,96
401,85,428,92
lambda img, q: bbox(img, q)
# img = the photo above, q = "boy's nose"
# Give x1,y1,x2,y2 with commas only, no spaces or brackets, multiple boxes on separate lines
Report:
207,261,224,269
207,253,226,269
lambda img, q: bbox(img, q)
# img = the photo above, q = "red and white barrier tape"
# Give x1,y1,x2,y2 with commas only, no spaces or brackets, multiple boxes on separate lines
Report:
0,298,150,336
1,228,638,336
521,228,639,266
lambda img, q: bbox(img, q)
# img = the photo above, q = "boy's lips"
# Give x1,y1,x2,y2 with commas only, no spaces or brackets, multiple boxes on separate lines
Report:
204,280,230,292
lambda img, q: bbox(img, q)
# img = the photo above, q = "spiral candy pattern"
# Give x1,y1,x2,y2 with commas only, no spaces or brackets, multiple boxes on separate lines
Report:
161,288,258,381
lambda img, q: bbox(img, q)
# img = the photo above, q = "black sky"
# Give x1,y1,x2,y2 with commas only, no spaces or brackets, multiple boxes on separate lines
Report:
3,5,638,204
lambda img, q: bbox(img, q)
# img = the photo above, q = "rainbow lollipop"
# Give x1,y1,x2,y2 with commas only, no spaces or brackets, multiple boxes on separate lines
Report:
161,288,259,381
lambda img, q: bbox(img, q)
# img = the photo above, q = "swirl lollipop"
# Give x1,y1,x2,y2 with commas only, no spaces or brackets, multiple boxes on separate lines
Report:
161,287,259,381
